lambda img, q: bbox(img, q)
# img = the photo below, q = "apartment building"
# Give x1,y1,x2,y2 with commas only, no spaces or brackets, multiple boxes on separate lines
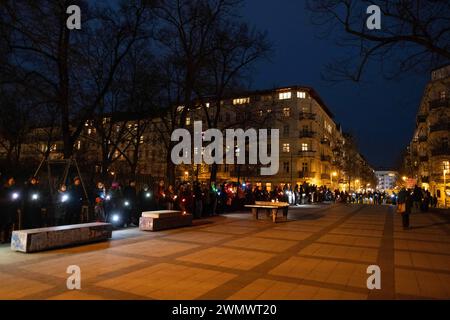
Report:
375,170,398,191
1,85,350,190
178,86,347,189
407,64,450,205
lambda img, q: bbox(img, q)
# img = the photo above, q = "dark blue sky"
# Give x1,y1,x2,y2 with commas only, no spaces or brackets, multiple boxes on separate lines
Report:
240,0,429,169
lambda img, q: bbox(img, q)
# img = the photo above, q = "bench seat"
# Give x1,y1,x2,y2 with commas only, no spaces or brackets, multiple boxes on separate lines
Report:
11,223,113,253
140,210,192,231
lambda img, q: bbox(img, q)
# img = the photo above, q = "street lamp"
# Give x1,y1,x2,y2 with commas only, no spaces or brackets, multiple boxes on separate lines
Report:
443,161,449,208
331,172,337,190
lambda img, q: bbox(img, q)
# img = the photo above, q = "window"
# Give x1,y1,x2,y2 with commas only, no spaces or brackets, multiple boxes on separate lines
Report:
257,110,263,117
279,92,292,100
233,97,250,105
283,125,290,136
302,162,308,172
283,107,290,117
440,91,447,100
186,117,191,126
297,91,306,99
76,141,81,150
302,143,308,151
283,143,290,153
283,162,290,173
140,136,145,144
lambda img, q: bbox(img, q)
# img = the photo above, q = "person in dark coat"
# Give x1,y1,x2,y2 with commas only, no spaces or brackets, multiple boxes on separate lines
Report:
398,187,412,230
139,184,154,212
0,177,21,242
54,184,69,226
123,180,138,226
23,177,43,229
66,177,85,225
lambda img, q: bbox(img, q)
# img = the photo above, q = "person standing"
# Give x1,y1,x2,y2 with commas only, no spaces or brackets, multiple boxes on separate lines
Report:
397,187,412,230
139,184,154,213
54,184,69,226
23,177,43,229
123,180,138,226
0,177,21,242
67,177,84,225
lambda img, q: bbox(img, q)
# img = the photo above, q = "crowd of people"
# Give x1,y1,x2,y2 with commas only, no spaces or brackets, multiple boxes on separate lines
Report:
0,175,440,243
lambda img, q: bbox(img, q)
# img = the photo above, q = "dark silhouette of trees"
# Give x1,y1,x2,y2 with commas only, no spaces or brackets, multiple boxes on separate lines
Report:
307,0,450,81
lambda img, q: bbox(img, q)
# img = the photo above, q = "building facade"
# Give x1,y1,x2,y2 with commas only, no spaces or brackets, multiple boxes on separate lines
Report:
1,85,374,191
375,170,398,191
406,65,450,206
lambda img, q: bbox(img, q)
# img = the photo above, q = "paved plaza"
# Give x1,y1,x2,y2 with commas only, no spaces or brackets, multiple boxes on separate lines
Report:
0,204,449,300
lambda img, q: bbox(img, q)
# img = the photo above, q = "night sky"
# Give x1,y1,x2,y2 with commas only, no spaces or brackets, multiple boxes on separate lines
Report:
240,0,429,169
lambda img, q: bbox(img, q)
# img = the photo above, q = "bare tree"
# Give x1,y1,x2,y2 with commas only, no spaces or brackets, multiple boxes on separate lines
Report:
0,0,152,158
307,0,450,81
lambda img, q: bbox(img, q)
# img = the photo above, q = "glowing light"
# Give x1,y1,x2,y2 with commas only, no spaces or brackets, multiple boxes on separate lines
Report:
146,192,151,198
112,214,120,222
62,195,69,203
106,195,111,201
12,193,19,200
32,194,39,200
124,201,130,207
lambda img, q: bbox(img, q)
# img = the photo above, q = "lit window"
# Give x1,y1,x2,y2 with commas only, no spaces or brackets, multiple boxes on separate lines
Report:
279,92,292,100
88,128,92,135
76,141,81,150
140,136,144,144
205,102,210,108
186,117,191,126
302,143,308,151
297,91,306,99
257,110,263,117
283,143,290,153
233,97,250,105
283,108,290,117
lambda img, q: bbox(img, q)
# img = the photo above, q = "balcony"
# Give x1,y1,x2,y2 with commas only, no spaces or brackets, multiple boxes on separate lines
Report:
298,171,316,179
417,114,428,123
321,155,332,162
418,135,428,142
321,173,331,180
429,98,450,110
419,155,429,162
430,122,450,133
431,147,450,156
298,150,316,157
299,131,316,138
299,112,316,120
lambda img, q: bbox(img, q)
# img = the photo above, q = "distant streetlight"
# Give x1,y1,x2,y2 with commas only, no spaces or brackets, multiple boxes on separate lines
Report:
443,161,449,208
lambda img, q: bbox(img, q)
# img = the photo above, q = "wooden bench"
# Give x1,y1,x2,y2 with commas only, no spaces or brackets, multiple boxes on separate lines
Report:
245,201,289,223
10,223,113,253
139,210,193,231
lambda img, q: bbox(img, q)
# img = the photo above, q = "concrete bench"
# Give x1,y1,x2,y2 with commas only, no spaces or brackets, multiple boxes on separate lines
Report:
245,202,289,223
139,210,193,231
11,223,113,253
